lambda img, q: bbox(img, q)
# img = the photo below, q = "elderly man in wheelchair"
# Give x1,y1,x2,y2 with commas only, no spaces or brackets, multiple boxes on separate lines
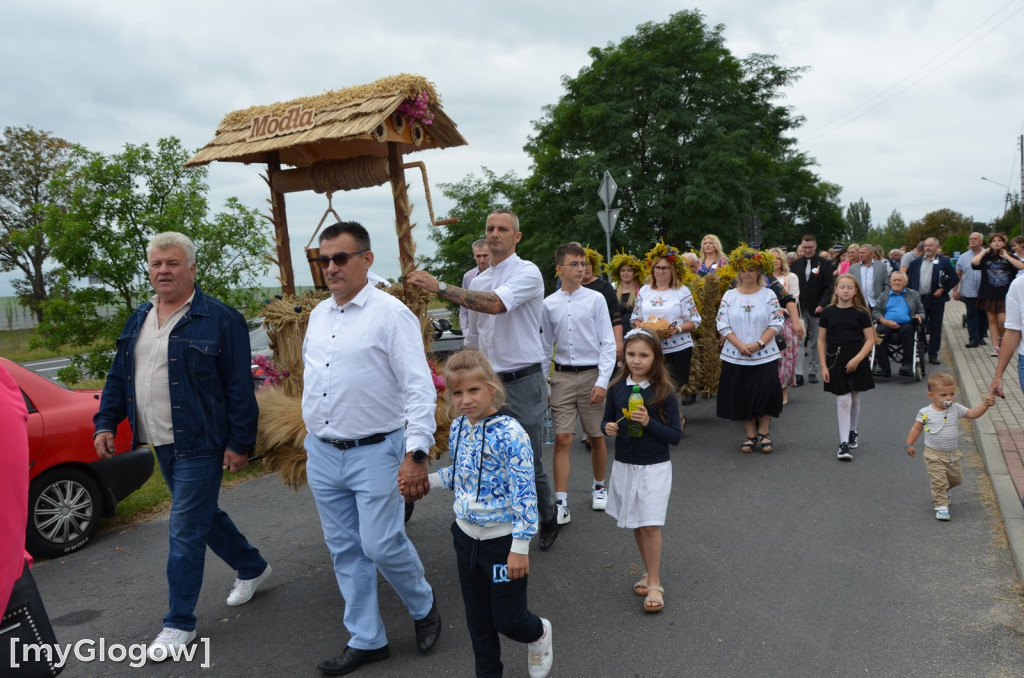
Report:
872,271,925,377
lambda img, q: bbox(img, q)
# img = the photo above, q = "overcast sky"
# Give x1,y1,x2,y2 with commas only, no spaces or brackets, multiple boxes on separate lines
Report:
2,0,1022,295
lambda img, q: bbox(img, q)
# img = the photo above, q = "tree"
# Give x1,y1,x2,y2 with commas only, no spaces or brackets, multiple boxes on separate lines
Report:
520,10,844,261
844,198,871,242
37,137,270,382
0,126,72,322
866,209,907,252
991,198,1022,238
903,208,974,251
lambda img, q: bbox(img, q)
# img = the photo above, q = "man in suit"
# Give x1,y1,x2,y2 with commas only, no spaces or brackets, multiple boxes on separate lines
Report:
906,237,958,365
790,234,834,385
872,271,924,377
848,243,889,312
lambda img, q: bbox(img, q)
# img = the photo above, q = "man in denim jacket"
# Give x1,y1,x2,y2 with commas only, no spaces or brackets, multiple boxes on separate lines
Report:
94,232,270,661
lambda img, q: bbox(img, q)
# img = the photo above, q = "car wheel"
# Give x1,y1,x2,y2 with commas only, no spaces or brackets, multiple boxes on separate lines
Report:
26,467,104,558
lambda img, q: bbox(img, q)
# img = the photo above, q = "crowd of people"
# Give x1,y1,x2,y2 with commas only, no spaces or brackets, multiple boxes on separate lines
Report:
54,220,1016,678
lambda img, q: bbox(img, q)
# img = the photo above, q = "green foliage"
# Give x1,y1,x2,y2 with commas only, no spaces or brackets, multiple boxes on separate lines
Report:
427,11,845,286
866,209,907,252
0,126,72,322
991,199,1022,238
35,137,270,382
844,198,871,242
942,233,969,255
903,208,975,250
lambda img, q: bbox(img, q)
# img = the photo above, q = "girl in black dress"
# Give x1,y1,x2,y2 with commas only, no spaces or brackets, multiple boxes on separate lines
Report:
817,274,876,461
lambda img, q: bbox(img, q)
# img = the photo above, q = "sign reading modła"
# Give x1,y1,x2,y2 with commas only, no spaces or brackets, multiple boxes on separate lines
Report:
248,105,316,142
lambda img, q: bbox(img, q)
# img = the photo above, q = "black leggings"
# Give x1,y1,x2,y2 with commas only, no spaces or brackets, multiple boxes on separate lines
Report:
452,522,543,678
664,346,693,388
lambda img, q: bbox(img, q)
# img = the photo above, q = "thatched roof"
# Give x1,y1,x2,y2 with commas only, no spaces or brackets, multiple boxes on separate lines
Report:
185,74,467,168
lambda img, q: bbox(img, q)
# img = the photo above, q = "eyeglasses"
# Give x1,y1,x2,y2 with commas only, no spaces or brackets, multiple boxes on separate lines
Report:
653,265,672,272
309,250,368,269
561,261,586,269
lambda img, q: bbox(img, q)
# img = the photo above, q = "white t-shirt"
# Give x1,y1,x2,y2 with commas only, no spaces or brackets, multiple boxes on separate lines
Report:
1004,275,1024,356
916,402,968,452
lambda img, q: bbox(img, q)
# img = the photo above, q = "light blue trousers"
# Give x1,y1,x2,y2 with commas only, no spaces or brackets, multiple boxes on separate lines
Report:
305,431,433,650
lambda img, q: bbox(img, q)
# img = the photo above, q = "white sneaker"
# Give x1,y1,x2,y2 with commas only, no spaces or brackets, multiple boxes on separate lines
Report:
592,485,608,511
227,563,272,606
148,627,196,662
556,501,571,525
527,618,553,678
935,506,950,521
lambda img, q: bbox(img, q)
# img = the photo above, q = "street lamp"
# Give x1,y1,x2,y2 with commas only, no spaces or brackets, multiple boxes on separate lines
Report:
981,176,1012,213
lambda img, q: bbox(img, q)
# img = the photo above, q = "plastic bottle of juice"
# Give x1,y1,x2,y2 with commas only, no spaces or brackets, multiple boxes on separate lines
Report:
627,385,644,438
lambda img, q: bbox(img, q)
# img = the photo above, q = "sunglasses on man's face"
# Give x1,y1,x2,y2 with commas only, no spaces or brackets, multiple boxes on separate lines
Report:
309,250,368,269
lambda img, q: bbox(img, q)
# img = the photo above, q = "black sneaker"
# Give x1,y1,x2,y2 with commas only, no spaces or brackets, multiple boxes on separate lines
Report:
837,442,852,461
795,374,804,387
848,431,859,449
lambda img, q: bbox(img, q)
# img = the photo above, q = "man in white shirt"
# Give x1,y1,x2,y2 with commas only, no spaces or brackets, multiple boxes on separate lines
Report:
459,239,490,334
408,209,559,550
541,243,616,525
990,274,1024,398
848,243,889,311
302,222,441,676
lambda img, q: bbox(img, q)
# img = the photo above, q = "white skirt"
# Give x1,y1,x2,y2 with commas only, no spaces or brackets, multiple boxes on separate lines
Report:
605,460,672,529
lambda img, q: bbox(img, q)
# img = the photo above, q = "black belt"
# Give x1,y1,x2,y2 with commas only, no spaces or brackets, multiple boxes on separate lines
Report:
498,363,542,383
319,429,399,450
553,363,598,373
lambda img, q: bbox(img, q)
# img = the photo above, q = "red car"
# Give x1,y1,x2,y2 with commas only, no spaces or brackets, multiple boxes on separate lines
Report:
2,357,154,558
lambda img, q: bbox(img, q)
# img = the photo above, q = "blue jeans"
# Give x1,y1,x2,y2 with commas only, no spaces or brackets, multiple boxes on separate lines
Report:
1017,353,1024,394
304,431,433,650
155,445,267,632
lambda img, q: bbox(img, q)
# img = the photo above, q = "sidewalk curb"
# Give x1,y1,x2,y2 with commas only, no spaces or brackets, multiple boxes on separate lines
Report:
946,302,1024,583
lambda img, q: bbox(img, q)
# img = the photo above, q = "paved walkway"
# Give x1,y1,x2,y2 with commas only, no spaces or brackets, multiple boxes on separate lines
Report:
944,299,1024,578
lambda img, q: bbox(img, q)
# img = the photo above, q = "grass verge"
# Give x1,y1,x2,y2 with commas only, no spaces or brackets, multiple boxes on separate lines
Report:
101,451,271,529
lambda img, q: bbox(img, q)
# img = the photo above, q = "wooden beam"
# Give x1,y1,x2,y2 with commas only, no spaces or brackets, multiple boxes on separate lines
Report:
267,152,295,296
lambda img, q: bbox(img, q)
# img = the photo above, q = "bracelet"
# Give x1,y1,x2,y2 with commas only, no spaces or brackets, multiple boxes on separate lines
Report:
904,444,914,449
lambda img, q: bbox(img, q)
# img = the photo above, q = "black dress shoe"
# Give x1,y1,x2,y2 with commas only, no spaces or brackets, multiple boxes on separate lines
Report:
899,365,914,377
794,375,804,386
317,645,390,676
808,374,818,384
873,368,891,377
965,340,980,348
414,596,442,652
538,519,559,550
929,356,940,365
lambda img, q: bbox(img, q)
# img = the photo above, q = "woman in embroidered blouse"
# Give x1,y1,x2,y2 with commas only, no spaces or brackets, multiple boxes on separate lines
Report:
716,247,785,453
631,243,701,407
697,234,728,277
770,247,801,405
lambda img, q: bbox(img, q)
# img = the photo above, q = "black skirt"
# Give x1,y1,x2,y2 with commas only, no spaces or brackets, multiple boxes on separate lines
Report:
716,359,783,421
822,343,875,396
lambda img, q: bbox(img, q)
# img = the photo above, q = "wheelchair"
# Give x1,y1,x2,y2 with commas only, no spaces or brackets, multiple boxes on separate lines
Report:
870,317,928,382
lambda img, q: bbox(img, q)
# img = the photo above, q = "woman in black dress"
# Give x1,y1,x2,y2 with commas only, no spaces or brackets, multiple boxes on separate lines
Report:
972,232,1024,357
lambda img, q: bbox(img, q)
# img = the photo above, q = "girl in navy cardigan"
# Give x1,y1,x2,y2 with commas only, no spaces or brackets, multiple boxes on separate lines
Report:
601,329,683,613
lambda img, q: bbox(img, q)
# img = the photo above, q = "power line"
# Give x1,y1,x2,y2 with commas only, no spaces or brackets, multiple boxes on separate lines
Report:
803,1,1024,140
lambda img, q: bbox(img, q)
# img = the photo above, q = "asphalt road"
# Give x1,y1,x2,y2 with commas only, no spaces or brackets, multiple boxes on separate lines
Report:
26,367,1024,677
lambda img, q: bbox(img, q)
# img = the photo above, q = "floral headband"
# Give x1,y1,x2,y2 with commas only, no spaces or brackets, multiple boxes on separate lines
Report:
583,245,604,272
726,244,775,277
644,240,687,280
604,251,648,285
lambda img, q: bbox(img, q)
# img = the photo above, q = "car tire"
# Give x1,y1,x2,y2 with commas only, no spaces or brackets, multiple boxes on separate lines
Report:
26,467,104,559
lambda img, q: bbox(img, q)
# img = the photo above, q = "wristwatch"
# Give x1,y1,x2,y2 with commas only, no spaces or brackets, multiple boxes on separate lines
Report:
437,281,448,294
409,449,428,463
757,340,766,349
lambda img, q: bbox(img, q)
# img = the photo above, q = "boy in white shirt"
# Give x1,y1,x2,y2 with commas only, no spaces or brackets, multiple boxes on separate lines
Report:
540,243,617,524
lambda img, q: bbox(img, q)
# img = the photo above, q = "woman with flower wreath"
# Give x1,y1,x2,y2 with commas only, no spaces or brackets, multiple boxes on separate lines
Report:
581,246,625,361
697,234,728,277
715,247,785,453
630,241,701,424
606,251,646,322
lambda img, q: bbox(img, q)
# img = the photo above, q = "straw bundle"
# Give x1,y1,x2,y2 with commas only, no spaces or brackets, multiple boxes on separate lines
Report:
254,387,308,489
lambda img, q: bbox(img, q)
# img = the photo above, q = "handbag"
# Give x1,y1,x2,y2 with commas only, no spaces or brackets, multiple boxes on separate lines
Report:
774,334,787,350
0,560,63,677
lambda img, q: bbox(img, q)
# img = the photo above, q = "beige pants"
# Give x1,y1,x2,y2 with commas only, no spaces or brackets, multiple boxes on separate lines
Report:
923,446,963,508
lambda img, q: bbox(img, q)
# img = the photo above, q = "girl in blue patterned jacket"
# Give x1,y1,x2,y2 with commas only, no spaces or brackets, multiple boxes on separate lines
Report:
426,349,553,678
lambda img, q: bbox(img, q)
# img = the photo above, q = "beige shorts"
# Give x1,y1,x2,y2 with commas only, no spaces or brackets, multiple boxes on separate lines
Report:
549,367,605,437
